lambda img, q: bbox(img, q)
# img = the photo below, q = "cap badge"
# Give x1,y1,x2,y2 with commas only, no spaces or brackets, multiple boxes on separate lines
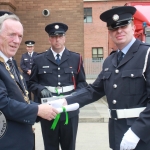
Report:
112,14,119,21
55,25,59,29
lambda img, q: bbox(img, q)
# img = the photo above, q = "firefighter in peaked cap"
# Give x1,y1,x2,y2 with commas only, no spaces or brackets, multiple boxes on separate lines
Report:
62,6,150,150
20,40,38,100
29,22,87,150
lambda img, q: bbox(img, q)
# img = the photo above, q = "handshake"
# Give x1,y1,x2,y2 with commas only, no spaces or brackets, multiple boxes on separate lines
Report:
37,98,79,121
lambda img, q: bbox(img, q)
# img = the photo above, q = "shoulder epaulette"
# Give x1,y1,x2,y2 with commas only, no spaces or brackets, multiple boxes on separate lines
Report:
110,50,117,55
141,42,150,47
70,51,80,55
37,51,46,55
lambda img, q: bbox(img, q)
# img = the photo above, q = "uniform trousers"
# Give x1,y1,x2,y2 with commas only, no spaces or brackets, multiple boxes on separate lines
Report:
40,115,79,150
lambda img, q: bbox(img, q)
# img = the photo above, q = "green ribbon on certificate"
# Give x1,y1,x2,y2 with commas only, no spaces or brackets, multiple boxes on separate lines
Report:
51,107,69,130
50,87,69,130
51,113,61,130
63,107,68,125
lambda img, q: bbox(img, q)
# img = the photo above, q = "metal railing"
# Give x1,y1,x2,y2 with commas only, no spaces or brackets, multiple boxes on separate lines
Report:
84,58,104,79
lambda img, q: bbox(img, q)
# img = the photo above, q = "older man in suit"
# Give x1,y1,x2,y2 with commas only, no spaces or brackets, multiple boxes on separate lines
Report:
0,11,58,150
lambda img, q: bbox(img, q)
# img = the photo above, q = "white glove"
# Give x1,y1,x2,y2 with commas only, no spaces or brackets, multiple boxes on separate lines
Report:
120,128,140,150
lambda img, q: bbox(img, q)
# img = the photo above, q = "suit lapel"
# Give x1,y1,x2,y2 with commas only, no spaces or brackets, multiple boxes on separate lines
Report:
32,52,35,56
118,39,140,67
45,49,57,64
59,49,70,65
13,60,26,95
112,52,118,68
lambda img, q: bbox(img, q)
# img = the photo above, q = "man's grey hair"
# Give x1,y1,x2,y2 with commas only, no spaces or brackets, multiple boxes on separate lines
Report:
0,14,21,34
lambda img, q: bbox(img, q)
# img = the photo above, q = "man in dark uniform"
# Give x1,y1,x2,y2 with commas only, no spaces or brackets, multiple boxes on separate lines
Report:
20,41,37,100
62,6,150,150
0,11,58,150
29,22,87,150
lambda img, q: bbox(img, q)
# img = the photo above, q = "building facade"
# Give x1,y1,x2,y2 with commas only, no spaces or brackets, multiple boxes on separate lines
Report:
84,0,150,60
0,0,84,65
1,0,150,78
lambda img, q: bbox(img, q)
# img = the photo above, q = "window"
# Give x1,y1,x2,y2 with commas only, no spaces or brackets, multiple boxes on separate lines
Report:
92,47,103,61
84,8,92,23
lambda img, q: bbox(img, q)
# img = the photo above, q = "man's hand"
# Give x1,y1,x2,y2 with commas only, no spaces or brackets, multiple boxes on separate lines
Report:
41,88,52,98
37,104,58,121
62,98,68,106
27,70,31,75
120,128,140,150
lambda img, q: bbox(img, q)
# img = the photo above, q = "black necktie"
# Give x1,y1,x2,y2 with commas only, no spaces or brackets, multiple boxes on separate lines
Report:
56,54,60,64
7,59,19,82
29,53,32,57
117,51,124,65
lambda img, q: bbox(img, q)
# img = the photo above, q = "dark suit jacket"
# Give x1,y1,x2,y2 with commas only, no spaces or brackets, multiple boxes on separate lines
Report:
29,48,87,119
66,39,150,150
0,58,38,150
20,52,38,81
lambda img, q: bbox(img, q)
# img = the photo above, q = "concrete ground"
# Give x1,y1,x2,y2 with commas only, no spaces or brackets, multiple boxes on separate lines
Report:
34,122,111,150
33,98,111,150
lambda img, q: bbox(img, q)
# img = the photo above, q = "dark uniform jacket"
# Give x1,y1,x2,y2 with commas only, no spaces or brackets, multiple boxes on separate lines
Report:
20,52,38,81
0,59,38,150
29,48,87,119
66,39,150,150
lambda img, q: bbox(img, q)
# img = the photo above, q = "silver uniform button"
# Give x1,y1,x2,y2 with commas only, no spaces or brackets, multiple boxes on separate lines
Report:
44,71,46,73
58,68,60,70
131,74,134,77
115,69,119,73
58,82,61,85
112,100,117,104
58,75,60,77
113,84,117,88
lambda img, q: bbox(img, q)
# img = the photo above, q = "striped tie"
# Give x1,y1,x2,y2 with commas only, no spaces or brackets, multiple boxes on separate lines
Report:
7,59,19,82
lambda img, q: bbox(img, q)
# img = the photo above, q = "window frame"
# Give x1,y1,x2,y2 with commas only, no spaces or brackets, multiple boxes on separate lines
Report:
84,7,92,23
92,47,103,61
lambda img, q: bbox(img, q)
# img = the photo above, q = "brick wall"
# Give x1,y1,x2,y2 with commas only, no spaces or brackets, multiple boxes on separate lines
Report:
1,0,150,63
84,0,150,59
0,0,84,65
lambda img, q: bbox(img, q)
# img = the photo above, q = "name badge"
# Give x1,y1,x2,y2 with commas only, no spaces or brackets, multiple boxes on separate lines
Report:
24,58,28,60
42,66,49,68
104,68,109,71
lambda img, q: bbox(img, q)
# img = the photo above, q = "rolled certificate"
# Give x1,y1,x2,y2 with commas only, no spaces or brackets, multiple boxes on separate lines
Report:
48,99,64,108
41,95,71,104
56,103,79,113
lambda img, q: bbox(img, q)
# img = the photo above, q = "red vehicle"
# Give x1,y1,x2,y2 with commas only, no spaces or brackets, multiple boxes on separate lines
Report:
125,2,150,44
